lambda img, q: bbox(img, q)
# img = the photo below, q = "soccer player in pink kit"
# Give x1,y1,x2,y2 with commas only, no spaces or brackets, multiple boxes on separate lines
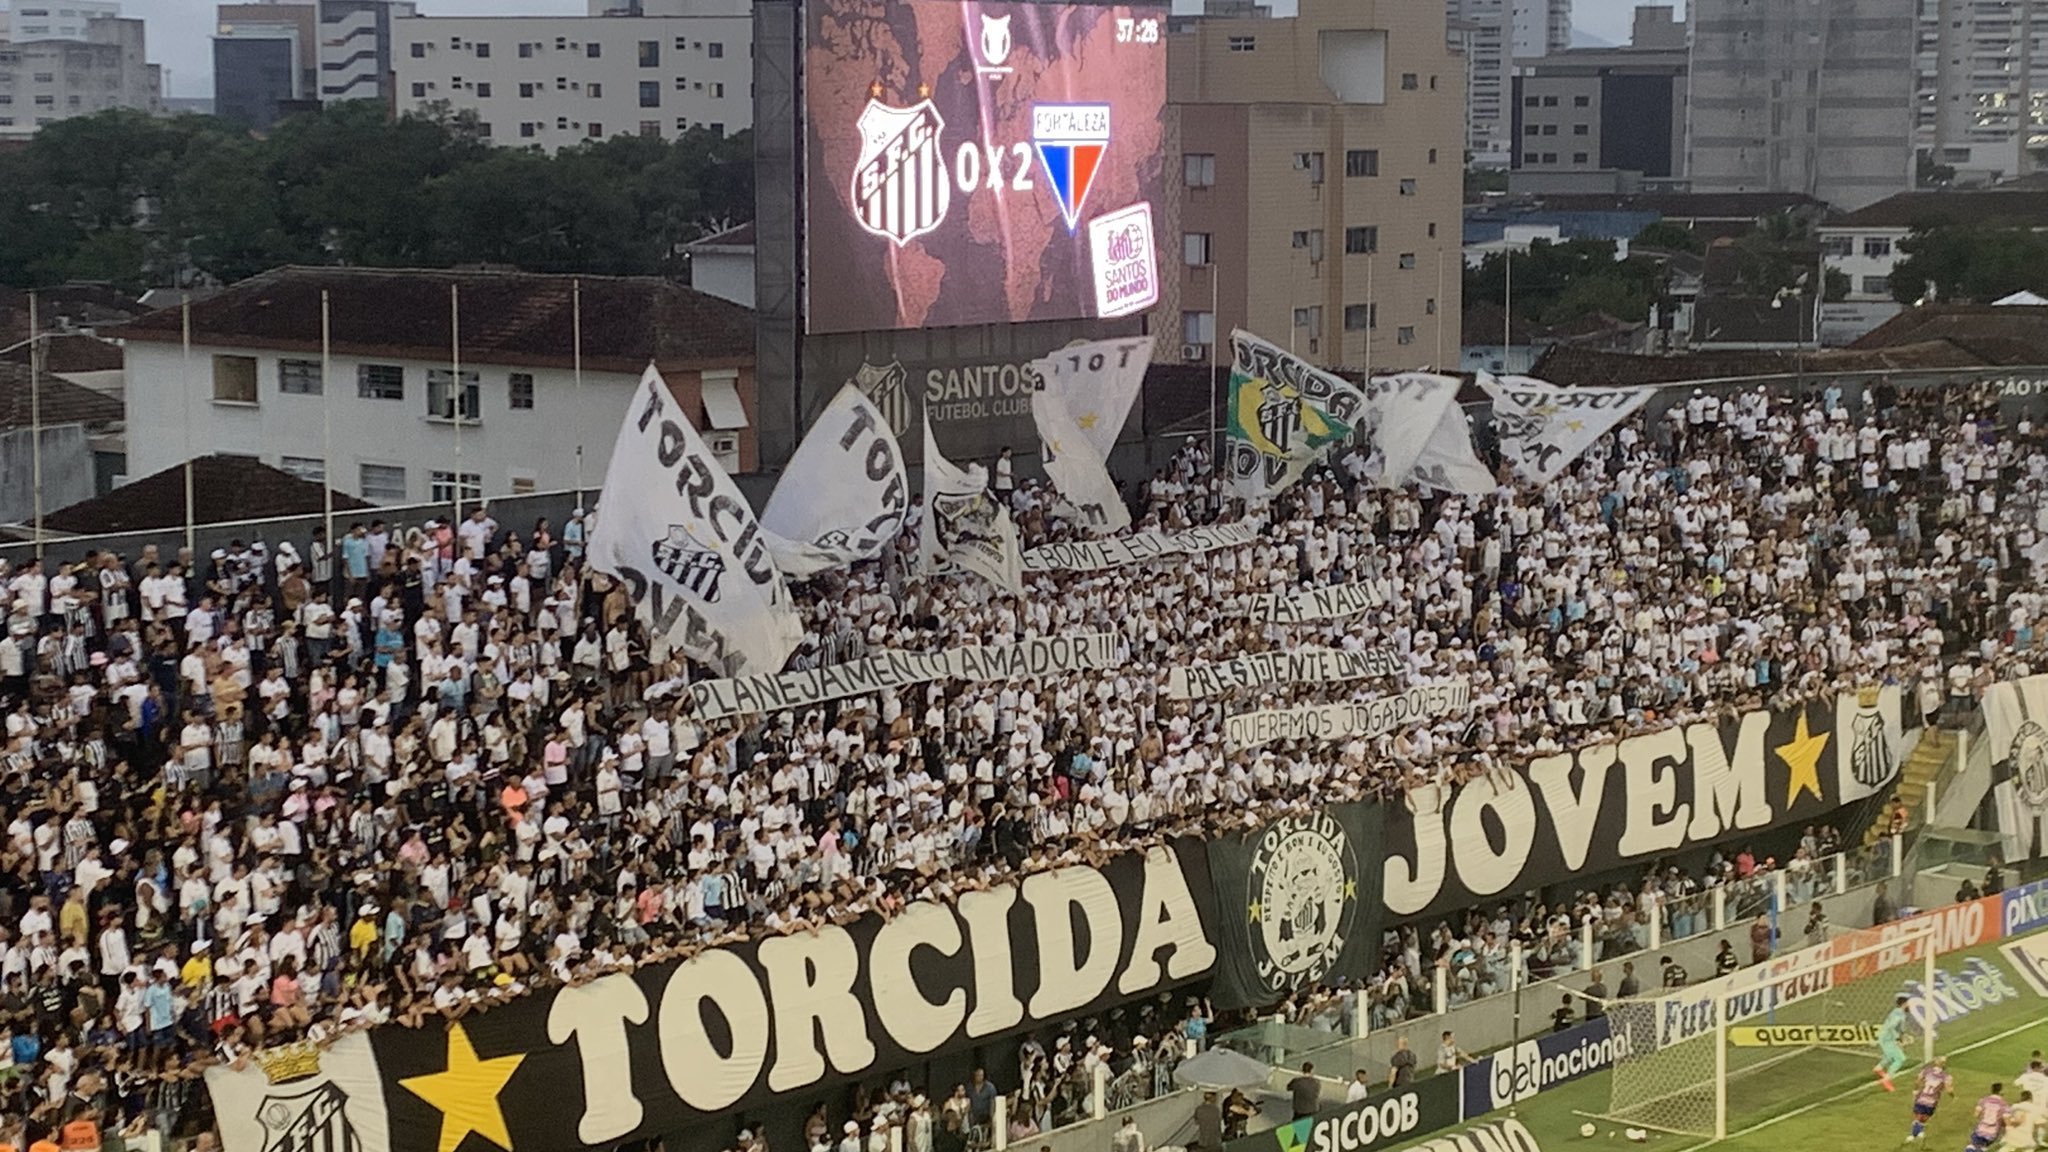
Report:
1908,1056,1955,1141
1966,1083,2010,1152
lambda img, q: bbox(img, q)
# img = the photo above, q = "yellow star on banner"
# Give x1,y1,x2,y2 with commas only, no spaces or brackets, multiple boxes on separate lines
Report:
1248,899,1263,922
400,1022,527,1152
1077,412,1100,430
1777,711,1829,808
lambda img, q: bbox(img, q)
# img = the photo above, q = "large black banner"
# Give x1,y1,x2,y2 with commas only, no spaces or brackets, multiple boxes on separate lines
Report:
1381,688,1905,922
1223,1073,1460,1152
207,843,1217,1152
1207,802,1387,1011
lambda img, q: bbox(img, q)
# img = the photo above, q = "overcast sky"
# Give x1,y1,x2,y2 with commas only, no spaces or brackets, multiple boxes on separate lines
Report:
111,0,1665,100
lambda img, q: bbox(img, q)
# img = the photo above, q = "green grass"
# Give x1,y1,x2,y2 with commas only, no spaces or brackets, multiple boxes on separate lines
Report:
1495,935,2048,1152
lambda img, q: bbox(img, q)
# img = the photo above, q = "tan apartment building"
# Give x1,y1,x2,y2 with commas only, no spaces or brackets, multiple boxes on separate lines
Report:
1161,0,1466,374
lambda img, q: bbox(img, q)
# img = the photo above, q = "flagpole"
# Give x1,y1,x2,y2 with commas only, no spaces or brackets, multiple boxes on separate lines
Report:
1435,246,1446,371
1364,253,1375,380
181,296,195,556
1207,266,1220,478
573,278,585,507
321,289,334,545
28,292,42,561
451,283,463,526
1503,250,1513,372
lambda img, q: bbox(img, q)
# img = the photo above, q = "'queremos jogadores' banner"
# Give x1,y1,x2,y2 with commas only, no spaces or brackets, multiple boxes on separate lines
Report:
1205,802,1387,1010
1382,686,1903,920
206,845,1219,1152
689,633,1121,720
1225,681,1472,752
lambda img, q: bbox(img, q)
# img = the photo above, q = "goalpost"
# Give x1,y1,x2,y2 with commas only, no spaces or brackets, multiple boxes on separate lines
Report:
1591,921,1938,1139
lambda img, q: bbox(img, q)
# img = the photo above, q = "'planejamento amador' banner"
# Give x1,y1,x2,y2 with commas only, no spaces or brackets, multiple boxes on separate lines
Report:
1231,580,1391,624
1226,681,1472,751
1167,646,1404,700
1021,523,1257,572
691,633,1120,719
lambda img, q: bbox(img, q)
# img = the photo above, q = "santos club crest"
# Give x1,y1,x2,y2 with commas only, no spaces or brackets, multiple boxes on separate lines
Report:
1245,812,1358,995
851,360,912,438
853,98,950,246
2011,721,2048,812
256,1083,359,1152
653,524,726,602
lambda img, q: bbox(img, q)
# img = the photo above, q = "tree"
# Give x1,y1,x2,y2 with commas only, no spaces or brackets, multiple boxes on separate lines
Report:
1465,238,1667,329
1632,219,1702,255
1892,225,2048,304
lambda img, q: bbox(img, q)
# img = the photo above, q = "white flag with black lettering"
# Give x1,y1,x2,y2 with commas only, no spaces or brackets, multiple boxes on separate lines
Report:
1369,371,1467,489
587,366,804,676
1481,373,1653,483
1407,399,1497,495
1030,336,1151,535
919,419,1024,595
760,383,910,577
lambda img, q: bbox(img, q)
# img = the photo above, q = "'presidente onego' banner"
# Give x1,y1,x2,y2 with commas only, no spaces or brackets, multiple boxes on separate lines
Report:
1167,646,1404,700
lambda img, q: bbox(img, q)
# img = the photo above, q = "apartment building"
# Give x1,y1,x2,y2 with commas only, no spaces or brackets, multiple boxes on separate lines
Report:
1915,0,2048,183
1687,0,1917,210
0,15,160,138
1449,0,1572,169
320,0,413,104
1165,0,1465,373
390,8,750,150
1511,42,1686,192
0,0,121,42
213,3,317,129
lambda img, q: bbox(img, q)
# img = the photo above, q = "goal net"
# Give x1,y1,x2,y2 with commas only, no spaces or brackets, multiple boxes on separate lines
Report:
1594,921,1937,1139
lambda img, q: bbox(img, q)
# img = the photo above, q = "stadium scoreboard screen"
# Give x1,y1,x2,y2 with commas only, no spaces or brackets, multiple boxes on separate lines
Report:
803,0,1168,334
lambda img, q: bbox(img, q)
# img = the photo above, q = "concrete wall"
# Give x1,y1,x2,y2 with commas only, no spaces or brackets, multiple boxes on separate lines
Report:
0,424,96,527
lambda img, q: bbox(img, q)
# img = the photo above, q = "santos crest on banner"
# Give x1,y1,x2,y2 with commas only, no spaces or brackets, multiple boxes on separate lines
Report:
585,367,803,676
920,419,1024,594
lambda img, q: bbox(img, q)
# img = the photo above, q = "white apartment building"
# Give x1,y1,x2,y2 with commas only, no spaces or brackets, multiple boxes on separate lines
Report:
111,268,763,503
0,0,121,42
0,15,161,138
391,11,751,151
321,0,414,103
1450,0,1573,169
1915,0,2048,183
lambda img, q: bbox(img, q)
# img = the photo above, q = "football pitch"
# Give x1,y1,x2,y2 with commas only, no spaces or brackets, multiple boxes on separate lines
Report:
1485,936,2048,1152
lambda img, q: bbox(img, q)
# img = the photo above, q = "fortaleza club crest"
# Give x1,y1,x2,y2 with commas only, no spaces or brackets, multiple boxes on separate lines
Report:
1032,104,1108,232
851,359,912,438
1849,685,1895,788
652,524,726,602
853,95,950,246
1245,812,1358,995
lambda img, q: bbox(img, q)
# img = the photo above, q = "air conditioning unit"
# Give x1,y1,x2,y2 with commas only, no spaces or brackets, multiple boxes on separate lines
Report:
707,432,740,456
1181,342,1207,362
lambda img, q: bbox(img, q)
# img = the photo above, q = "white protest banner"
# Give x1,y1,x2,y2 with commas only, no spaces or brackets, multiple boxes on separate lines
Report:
690,633,1121,719
1482,374,1653,483
1167,646,1405,700
920,418,1025,594
587,367,803,676
1030,337,1151,536
1232,579,1391,623
1022,522,1257,572
1225,680,1472,751
760,383,910,578
1407,396,1497,495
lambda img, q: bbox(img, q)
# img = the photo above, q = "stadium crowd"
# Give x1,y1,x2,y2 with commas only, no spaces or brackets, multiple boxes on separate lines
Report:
0,378,2039,1144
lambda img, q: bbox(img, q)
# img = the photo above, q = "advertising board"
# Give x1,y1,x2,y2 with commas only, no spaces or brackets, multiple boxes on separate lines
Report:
804,0,1168,333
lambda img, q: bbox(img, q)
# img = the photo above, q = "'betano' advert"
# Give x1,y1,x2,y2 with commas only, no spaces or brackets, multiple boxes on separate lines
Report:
803,0,1167,333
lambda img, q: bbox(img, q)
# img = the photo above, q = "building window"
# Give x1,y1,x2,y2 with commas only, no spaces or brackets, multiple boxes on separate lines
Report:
1573,124,1589,135
1400,72,1418,90
1425,298,1437,315
1541,124,1558,136
431,470,483,503
558,116,570,129
1428,148,1437,164
1399,178,1417,195
707,41,723,57
519,82,534,97
1184,232,1212,266
279,456,326,483
711,82,724,98
1398,252,1416,269
1344,303,1376,331
518,42,533,58
1428,222,1437,238
1227,35,1255,51
587,42,601,58
589,121,604,136
476,82,491,97
358,363,405,400
1292,306,1323,338
1344,225,1378,254
675,76,687,90
639,40,659,66
1863,236,1893,258
589,82,602,97
212,355,258,405
1863,275,1892,295
676,117,689,132
1184,152,1216,187
1541,152,1556,163
1574,94,1590,106
509,372,535,410
675,36,687,49
639,80,660,107
1524,96,1540,107
1822,235,1853,257
279,358,322,395
1542,95,1558,106
410,42,425,58
1397,326,1416,345
1181,311,1215,346
475,42,490,58
640,120,660,136
1345,149,1379,177
709,122,724,136
427,369,481,420
360,463,408,502
511,474,538,495
411,82,427,98
1572,152,1589,164
520,122,535,138
555,77,567,90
